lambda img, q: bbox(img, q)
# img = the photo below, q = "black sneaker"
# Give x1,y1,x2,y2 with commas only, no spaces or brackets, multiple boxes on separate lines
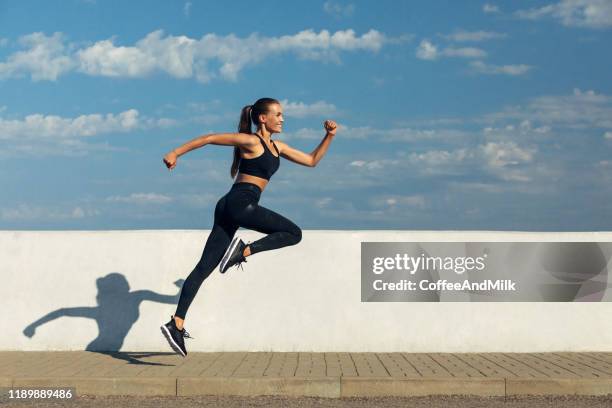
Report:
219,237,247,274
160,316,193,357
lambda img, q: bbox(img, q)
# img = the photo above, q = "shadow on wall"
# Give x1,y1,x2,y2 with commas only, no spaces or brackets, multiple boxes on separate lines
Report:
22,273,183,364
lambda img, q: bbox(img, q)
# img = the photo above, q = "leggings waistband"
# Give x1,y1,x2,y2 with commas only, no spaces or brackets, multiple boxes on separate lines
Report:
229,182,262,196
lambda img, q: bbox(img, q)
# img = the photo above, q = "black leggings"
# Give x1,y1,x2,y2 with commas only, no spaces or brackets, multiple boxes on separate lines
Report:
175,182,302,319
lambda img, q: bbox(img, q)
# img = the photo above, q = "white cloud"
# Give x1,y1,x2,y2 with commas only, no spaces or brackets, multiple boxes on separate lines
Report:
470,60,532,75
480,141,536,168
0,108,179,142
0,204,99,221
416,40,486,60
396,117,466,127
441,30,507,42
372,195,427,209
78,32,192,79
72,207,86,218
0,108,175,157
0,109,140,139
323,1,355,17
283,125,471,143
484,88,612,128
598,160,611,167
572,87,607,100
349,149,473,177
280,100,337,118
362,126,469,142
105,193,173,204
184,2,192,17
315,197,333,208
0,32,75,81
483,3,500,13
515,0,612,29
408,142,537,183
448,181,505,193
287,90,611,214
604,131,612,139
349,159,399,170
1,29,396,82
407,148,473,169
482,120,552,142
349,140,536,182
416,40,438,60
442,46,488,58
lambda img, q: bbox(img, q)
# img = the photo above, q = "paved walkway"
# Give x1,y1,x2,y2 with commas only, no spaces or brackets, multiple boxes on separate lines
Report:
2,352,612,398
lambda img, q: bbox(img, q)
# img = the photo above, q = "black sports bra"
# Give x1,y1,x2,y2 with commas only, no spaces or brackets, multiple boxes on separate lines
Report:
237,134,280,180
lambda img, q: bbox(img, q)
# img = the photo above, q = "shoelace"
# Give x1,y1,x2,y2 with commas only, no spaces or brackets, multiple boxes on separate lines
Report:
182,329,194,340
236,258,247,271
235,242,250,271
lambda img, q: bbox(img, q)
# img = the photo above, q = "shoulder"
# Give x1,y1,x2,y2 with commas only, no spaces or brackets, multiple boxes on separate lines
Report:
236,133,260,147
272,139,288,153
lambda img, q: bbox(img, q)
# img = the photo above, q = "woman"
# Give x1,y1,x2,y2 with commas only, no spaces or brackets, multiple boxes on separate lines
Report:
160,97,337,356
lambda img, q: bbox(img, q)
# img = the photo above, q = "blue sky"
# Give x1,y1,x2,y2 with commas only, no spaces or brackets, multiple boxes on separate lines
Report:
1,0,612,231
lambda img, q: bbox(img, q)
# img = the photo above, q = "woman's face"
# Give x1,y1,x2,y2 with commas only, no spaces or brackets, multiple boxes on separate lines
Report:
259,103,284,134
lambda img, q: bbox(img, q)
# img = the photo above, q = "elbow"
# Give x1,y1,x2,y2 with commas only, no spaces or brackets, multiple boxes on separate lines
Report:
199,134,211,146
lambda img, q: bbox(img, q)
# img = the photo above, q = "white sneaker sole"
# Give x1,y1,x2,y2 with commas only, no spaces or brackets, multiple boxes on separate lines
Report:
219,236,240,273
160,325,186,357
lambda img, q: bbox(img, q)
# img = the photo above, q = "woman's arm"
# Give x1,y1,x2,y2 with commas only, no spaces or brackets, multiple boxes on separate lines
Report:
276,120,338,168
174,133,255,156
23,307,97,338
163,133,256,170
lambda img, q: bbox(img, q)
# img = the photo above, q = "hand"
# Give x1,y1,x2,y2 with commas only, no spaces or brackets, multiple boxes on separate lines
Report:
163,151,178,170
23,326,35,338
324,120,338,137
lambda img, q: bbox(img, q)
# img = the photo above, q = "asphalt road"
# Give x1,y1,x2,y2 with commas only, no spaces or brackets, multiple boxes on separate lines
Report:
3,395,612,407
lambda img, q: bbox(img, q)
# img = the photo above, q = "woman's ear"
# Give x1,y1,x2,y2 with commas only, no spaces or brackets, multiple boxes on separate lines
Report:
258,113,268,126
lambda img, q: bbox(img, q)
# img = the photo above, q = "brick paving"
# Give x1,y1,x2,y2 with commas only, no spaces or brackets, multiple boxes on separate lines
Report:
1,352,612,397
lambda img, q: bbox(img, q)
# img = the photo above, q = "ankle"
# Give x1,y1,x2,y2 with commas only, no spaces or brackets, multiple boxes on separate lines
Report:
173,316,184,330
243,245,251,258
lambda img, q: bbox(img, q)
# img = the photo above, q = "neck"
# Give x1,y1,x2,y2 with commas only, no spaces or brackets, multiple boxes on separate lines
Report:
256,127,272,140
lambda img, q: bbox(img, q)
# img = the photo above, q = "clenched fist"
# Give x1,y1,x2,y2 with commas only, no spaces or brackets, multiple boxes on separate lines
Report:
324,120,338,137
163,151,178,170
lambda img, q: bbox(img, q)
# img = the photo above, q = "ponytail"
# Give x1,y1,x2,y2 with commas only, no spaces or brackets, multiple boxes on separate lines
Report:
230,98,280,179
231,105,253,178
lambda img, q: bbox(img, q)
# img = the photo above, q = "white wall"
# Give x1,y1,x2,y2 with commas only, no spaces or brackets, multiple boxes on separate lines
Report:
3,230,612,352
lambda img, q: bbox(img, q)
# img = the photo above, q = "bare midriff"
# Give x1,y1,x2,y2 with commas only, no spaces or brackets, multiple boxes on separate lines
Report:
234,173,269,191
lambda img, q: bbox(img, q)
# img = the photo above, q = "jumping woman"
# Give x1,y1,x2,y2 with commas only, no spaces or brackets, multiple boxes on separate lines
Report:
160,97,337,356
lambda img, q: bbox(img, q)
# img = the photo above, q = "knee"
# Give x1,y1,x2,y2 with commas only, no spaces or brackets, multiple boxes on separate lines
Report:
289,226,302,245
192,260,214,281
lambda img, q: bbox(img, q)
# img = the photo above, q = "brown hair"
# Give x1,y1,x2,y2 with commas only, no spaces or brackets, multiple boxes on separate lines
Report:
231,97,280,178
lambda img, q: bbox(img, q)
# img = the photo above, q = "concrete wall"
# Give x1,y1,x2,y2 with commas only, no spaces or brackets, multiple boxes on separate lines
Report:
3,230,612,352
